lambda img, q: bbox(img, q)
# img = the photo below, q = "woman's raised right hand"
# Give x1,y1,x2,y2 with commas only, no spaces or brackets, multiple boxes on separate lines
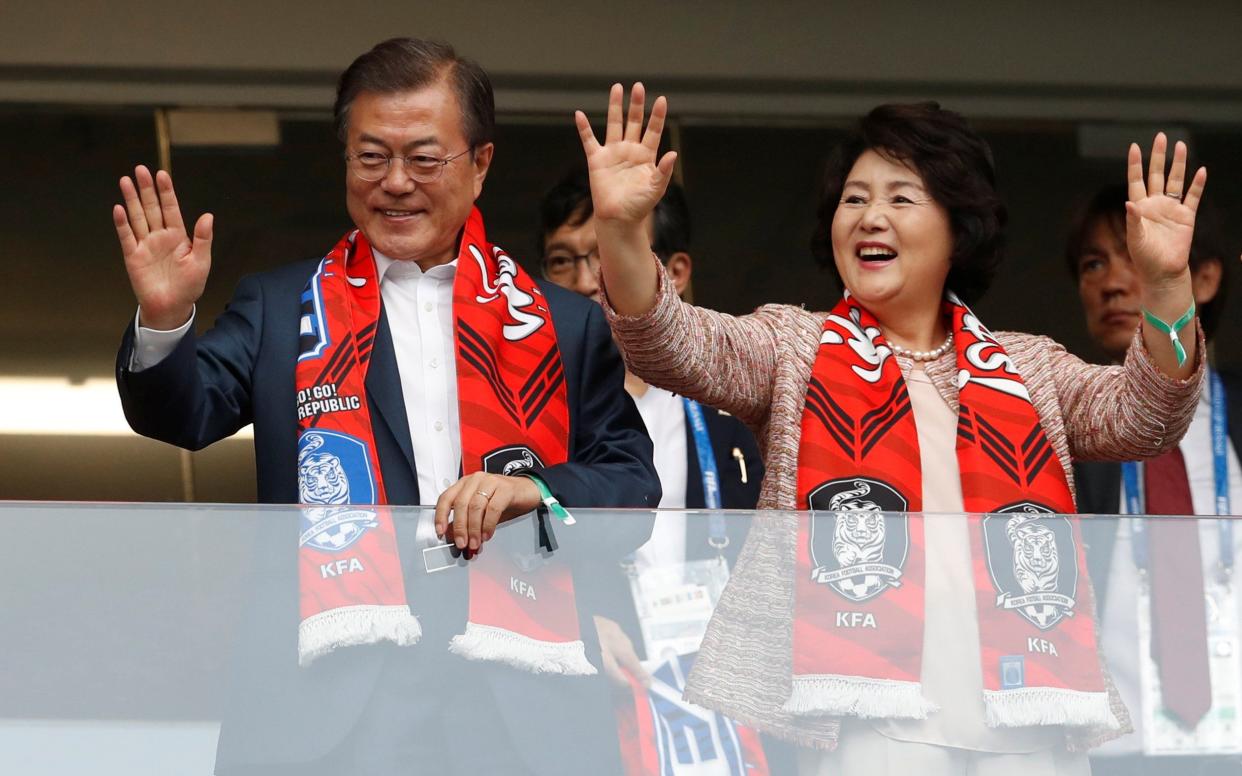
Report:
113,165,213,331
575,83,678,226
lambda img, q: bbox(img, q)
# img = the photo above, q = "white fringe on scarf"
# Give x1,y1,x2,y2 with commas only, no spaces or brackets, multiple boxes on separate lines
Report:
298,604,422,668
449,622,597,676
783,675,938,719
984,687,1120,729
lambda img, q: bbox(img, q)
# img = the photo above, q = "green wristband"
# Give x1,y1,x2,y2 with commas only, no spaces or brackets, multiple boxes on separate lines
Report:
1142,300,1196,368
520,472,576,525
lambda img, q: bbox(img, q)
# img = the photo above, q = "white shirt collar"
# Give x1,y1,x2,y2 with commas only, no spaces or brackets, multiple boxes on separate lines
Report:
373,247,457,283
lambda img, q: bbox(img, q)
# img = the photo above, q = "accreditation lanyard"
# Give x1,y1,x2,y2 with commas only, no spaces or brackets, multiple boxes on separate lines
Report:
1125,369,1232,573
623,397,729,568
683,398,728,550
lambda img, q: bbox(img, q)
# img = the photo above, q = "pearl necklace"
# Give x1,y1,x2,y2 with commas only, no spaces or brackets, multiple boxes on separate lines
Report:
889,332,954,362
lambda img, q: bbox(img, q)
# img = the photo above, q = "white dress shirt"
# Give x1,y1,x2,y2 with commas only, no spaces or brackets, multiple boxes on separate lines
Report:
373,252,461,507
631,385,688,571
131,250,464,529
1096,378,1242,756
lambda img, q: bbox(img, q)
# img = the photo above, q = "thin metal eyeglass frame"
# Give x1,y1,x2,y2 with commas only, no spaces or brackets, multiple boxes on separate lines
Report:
344,148,473,183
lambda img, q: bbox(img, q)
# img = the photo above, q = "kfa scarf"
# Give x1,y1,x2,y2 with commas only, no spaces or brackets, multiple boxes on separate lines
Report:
787,292,1111,729
295,207,593,675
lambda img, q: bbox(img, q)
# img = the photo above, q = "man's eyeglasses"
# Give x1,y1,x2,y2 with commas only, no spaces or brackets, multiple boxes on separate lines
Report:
542,249,600,284
345,148,472,183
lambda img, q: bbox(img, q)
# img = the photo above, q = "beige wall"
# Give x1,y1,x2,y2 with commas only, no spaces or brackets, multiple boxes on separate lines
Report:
3,1,1242,120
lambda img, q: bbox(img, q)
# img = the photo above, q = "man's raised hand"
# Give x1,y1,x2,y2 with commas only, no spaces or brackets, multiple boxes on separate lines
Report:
113,165,213,330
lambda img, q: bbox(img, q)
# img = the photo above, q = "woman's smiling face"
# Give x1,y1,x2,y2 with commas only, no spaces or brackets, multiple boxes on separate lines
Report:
830,149,954,317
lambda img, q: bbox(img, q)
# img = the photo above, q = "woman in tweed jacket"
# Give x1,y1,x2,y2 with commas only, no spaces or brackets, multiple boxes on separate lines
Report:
574,87,1205,773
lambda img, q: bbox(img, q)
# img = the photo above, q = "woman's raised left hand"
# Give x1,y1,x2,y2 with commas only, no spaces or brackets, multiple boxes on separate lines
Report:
1125,132,1207,288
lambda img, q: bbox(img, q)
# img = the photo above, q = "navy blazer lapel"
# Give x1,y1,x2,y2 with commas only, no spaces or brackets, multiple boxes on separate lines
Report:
365,308,418,480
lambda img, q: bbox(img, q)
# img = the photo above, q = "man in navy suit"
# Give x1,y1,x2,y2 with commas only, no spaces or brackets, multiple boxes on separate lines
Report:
112,38,658,776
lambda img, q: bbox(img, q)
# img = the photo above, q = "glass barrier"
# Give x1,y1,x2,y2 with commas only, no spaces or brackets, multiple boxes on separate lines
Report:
2,503,1239,775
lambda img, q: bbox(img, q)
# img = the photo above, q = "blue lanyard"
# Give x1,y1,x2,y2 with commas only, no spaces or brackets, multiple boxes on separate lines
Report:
1211,369,1234,569
623,397,729,568
1125,369,1232,572
1121,461,1150,569
1211,369,1231,519
683,398,728,548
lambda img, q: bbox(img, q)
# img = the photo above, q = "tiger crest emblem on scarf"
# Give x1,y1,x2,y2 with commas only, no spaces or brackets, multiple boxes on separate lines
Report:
808,478,909,602
296,431,380,553
983,505,1079,631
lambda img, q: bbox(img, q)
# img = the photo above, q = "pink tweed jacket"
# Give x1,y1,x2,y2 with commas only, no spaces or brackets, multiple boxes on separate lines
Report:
603,264,1204,751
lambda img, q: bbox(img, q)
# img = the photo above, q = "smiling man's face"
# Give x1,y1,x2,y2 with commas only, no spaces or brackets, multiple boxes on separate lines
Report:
344,79,493,267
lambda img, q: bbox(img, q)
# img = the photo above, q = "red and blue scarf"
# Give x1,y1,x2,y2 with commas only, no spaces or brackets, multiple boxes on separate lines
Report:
295,207,593,675
617,654,771,776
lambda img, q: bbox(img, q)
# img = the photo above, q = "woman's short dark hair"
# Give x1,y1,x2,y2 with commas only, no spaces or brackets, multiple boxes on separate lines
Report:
811,102,1007,305
333,37,495,149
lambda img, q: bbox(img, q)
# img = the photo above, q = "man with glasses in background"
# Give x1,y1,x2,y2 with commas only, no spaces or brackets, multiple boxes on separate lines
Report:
537,169,762,619
112,37,658,776
538,169,786,776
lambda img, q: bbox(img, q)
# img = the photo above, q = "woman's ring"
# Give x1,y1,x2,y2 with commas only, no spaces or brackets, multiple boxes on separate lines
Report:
1165,192,1182,199
476,489,492,499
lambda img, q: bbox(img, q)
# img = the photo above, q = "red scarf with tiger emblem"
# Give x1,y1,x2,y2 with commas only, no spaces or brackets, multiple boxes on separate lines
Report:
787,291,1112,729
295,207,593,676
